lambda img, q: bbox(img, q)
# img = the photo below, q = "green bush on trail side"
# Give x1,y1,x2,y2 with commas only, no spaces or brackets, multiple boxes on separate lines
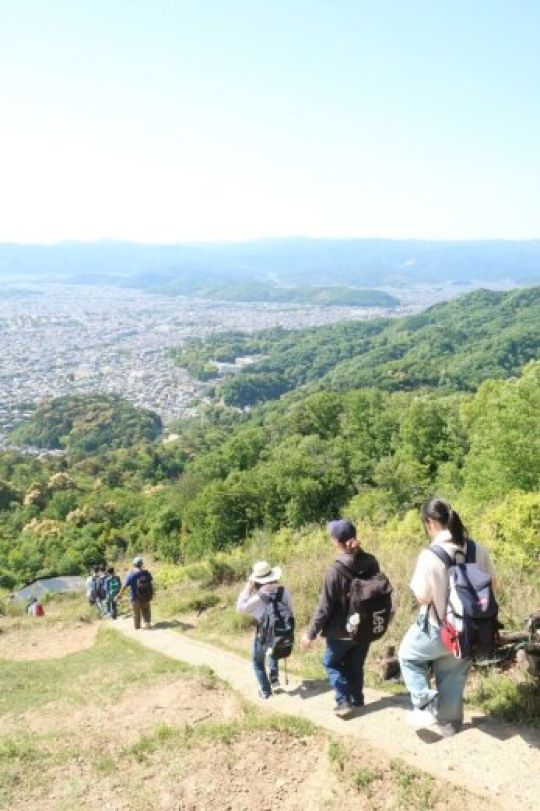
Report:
467,673,540,726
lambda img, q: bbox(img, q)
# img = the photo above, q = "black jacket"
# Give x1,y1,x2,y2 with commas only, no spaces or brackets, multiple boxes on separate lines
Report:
307,550,380,640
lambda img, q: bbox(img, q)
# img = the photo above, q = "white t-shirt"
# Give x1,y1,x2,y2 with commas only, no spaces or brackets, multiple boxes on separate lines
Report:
410,529,496,627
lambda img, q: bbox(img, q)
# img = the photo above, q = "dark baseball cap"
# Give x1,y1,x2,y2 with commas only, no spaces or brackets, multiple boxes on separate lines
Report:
327,519,356,543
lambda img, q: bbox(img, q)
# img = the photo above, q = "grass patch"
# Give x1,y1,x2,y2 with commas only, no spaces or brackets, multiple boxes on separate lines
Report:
327,739,346,771
326,740,447,807
390,759,437,810
352,766,382,791
467,671,540,727
0,627,196,717
123,705,316,764
94,752,116,775
0,734,57,806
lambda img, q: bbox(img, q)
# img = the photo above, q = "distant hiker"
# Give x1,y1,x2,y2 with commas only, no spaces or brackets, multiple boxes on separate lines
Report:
301,519,391,718
105,566,121,620
236,561,294,699
86,567,101,608
96,565,109,617
33,600,45,617
27,597,45,617
399,498,497,737
117,556,154,630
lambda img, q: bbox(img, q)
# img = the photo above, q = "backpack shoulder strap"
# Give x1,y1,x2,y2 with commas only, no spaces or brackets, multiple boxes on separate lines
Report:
334,560,354,580
465,539,476,563
276,586,284,602
429,545,453,568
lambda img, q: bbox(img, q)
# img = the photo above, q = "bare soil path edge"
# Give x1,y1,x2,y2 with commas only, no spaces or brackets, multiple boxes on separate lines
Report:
114,620,539,810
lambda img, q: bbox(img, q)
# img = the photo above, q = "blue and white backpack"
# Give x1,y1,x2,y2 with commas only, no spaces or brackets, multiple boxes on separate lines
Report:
430,540,499,660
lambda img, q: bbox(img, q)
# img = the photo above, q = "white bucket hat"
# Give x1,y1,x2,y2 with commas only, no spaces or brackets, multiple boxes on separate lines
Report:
250,560,282,585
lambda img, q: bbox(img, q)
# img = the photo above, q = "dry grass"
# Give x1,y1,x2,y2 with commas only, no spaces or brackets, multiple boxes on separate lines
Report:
0,616,488,811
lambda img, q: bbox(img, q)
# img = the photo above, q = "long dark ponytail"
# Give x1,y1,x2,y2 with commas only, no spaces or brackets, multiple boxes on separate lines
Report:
421,498,467,547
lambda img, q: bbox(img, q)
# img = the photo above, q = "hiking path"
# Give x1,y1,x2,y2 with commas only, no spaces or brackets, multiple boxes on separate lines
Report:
115,619,539,810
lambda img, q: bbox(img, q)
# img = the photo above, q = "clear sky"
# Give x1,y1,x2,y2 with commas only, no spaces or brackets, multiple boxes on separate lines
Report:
1,0,539,243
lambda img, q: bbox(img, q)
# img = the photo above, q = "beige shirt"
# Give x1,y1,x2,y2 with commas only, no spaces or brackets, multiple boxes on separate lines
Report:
410,529,496,627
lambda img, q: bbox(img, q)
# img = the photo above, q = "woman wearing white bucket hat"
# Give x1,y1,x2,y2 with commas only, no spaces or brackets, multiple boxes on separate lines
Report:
236,560,293,699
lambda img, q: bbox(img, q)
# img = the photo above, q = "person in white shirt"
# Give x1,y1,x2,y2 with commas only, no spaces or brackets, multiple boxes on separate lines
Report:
399,498,496,736
236,561,293,699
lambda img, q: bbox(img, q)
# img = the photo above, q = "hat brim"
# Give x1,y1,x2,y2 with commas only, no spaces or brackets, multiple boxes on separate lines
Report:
251,566,282,584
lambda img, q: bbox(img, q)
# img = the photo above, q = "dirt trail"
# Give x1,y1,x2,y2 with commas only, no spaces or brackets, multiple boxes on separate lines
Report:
115,618,539,811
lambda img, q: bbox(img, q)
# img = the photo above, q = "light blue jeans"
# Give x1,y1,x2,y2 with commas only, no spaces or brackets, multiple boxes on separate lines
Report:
399,617,470,726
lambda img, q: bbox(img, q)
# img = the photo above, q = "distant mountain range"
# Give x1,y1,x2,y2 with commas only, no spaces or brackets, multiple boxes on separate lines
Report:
1,238,539,291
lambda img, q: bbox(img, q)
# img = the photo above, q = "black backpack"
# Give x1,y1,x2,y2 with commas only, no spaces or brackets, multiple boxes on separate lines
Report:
335,562,393,644
136,572,154,602
257,587,295,660
89,575,104,603
97,577,107,601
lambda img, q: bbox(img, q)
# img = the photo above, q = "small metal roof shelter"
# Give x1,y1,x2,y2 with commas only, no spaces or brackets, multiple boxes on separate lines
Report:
14,575,86,601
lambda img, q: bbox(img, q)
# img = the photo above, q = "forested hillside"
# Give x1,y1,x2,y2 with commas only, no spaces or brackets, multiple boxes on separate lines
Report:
0,288,538,588
174,287,540,406
10,394,162,453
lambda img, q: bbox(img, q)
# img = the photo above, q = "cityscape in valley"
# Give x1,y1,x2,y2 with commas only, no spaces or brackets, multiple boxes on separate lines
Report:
1,277,519,451
0,282,401,449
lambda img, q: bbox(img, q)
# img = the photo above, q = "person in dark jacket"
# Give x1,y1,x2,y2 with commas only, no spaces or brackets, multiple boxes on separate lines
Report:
301,519,380,717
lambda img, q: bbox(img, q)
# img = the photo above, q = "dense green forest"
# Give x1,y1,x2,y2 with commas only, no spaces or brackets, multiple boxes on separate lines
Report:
0,288,538,588
174,287,540,405
10,394,162,453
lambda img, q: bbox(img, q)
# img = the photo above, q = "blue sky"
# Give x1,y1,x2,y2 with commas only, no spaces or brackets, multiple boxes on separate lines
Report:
1,0,539,242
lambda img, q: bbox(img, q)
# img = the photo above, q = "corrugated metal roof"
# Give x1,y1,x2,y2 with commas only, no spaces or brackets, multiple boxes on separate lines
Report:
14,575,86,601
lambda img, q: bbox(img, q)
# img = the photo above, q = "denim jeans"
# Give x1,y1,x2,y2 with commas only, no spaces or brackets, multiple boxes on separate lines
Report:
252,637,279,697
106,596,117,619
95,598,108,617
398,618,471,725
323,637,369,707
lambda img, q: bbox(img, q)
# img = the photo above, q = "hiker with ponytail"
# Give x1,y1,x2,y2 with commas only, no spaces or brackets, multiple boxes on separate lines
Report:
399,498,497,737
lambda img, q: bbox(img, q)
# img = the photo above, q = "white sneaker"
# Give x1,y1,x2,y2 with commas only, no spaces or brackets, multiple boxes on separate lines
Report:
407,707,438,729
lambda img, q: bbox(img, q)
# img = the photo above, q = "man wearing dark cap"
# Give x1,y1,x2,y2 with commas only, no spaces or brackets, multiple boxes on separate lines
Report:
301,519,380,717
